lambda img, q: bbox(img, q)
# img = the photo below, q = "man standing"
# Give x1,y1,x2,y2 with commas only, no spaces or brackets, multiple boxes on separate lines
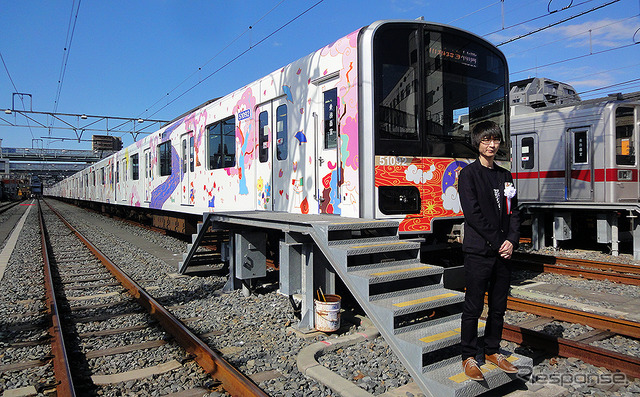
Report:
458,120,520,381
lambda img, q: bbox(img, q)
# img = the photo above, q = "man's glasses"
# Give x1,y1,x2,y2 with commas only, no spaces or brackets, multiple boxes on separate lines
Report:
480,137,501,144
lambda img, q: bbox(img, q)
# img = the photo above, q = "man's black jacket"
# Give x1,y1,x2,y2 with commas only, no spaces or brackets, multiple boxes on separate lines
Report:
458,159,520,256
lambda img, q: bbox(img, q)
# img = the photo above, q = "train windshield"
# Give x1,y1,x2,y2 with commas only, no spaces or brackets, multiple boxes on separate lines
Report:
374,24,508,160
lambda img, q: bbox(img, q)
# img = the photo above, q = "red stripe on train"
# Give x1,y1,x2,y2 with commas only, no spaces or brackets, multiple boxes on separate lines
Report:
514,169,638,182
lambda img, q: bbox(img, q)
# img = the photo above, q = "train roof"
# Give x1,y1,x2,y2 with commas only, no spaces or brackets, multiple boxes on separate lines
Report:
512,90,640,113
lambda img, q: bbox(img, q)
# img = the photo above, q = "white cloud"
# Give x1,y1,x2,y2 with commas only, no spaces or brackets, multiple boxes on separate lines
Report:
441,186,462,213
405,164,435,184
551,18,637,49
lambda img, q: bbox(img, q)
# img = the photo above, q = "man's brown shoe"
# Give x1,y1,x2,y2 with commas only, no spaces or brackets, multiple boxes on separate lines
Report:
485,353,518,373
462,357,484,381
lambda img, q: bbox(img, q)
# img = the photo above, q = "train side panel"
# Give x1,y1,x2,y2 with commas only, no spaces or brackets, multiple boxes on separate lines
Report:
511,100,639,206
48,29,362,219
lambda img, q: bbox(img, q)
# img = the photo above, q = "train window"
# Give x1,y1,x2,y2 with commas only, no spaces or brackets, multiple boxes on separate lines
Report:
182,139,188,174
116,162,120,183
573,130,588,164
373,25,420,156
190,136,195,172
276,104,288,160
372,24,508,159
521,137,535,169
158,141,172,176
101,167,105,185
324,89,338,149
616,107,635,166
208,116,236,169
131,154,139,180
378,186,421,214
259,111,269,163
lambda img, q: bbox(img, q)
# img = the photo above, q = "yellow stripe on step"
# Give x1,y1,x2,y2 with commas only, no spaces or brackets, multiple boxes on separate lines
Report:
419,322,485,344
392,292,457,308
370,265,432,276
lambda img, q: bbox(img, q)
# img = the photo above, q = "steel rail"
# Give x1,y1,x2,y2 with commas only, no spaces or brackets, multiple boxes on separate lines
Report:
513,252,640,275
0,201,22,215
502,323,640,378
511,253,640,285
505,295,640,339
43,200,268,397
38,200,76,396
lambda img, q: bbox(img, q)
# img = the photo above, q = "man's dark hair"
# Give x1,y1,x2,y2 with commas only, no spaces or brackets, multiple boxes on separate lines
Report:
471,120,502,149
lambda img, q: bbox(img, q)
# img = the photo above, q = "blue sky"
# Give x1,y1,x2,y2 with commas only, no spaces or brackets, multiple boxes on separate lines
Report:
1,0,638,150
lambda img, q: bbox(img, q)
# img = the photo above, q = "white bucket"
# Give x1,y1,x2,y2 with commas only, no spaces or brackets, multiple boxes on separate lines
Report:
314,294,341,332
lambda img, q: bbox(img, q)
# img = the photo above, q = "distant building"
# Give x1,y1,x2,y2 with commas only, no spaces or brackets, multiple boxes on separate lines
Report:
92,135,123,151
509,77,580,108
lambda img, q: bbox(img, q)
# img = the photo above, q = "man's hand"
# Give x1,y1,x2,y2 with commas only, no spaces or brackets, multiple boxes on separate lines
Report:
499,240,513,259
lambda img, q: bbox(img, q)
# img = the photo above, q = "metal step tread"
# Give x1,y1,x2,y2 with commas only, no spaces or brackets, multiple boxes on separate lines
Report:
422,353,532,397
325,219,399,231
396,318,486,354
347,258,431,273
371,287,464,316
348,261,443,283
329,239,421,255
328,235,399,246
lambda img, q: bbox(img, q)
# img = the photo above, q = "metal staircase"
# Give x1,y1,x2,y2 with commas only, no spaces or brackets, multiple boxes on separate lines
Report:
178,212,532,397
178,221,226,274
310,219,532,397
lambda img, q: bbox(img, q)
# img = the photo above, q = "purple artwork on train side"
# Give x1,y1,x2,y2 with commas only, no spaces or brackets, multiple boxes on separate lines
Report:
150,147,181,209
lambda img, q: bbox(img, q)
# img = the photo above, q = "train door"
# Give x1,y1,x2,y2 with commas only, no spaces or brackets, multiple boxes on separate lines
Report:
144,148,151,203
272,100,290,212
315,87,341,214
121,158,127,202
255,97,289,211
180,132,194,205
512,133,539,201
115,160,119,201
567,127,593,200
255,106,272,210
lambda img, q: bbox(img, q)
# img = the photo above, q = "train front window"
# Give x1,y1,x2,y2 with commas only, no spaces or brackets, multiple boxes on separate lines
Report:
423,30,508,160
373,24,508,159
616,106,636,166
374,26,420,156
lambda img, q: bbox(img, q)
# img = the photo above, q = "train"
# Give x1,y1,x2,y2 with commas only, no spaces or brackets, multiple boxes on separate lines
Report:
46,20,542,395
509,78,640,259
46,19,510,243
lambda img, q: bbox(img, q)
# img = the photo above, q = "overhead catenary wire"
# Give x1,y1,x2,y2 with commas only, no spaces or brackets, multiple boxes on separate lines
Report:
0,50,35,140
139,0,288,119
496,0,621,46
509,41,639,75
52,0,82,116
483,0,598,36
502,13,639,57
145,0,326,119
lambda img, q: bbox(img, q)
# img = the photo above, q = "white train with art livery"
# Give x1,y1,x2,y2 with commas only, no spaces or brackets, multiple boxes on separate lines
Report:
509,78,640,258
47,20,511,241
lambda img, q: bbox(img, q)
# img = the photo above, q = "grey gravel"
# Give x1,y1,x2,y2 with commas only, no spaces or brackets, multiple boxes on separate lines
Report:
3,200,640,396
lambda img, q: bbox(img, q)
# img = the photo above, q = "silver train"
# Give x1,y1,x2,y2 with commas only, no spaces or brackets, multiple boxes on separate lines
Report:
509,78,640,258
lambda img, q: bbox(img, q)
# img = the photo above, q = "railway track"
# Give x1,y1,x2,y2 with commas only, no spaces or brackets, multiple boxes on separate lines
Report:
0,200,21,215
8,200,268,396
498,295,640,379
511,252,640,285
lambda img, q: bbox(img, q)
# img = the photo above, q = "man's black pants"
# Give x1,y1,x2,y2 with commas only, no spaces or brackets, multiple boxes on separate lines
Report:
460,253,511,360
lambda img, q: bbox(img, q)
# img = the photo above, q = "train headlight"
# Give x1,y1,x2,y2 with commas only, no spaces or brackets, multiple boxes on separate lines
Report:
618,170,632,181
